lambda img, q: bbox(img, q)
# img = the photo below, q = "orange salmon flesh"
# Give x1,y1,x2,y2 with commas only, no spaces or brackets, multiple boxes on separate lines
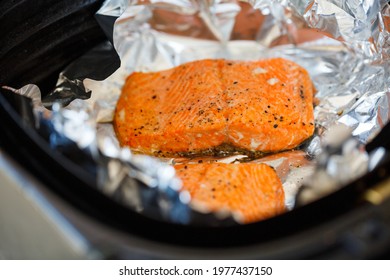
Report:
114,58,315,156
175,163,285,223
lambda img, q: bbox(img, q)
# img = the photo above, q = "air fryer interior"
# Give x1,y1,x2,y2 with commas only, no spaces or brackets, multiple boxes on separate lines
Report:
1,0,390,258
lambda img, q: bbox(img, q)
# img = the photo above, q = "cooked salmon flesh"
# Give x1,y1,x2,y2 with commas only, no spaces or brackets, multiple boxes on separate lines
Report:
114,58,315,156
175,163,285,223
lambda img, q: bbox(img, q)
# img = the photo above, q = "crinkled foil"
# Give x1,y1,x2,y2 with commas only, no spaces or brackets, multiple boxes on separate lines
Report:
303,0,390,60
6,0,390,225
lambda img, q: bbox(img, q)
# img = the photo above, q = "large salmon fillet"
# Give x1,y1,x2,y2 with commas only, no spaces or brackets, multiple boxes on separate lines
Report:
114,58,315,156
174,163,285,223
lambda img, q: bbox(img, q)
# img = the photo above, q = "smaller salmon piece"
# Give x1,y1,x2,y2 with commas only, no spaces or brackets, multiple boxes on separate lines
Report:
175,163,285,223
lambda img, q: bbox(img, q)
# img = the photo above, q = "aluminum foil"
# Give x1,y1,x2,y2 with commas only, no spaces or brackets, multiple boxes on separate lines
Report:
6,0,390,225
303,0,390,60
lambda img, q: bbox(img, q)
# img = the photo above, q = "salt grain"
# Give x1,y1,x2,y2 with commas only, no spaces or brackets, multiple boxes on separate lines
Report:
252,67,268,74
267,78,279,85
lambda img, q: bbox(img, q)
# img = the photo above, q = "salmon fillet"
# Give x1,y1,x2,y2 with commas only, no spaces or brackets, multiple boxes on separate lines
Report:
114,58,315,156
175,163,285,223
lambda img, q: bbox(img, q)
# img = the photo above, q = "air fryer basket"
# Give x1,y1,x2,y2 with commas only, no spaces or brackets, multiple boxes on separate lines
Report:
1,0,390,258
